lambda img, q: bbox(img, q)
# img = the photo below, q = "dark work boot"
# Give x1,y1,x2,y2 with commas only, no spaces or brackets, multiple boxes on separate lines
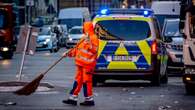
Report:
62,99,77,106
80,100,95,106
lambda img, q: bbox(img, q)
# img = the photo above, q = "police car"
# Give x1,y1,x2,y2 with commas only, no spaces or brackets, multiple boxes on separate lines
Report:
93,8,168,86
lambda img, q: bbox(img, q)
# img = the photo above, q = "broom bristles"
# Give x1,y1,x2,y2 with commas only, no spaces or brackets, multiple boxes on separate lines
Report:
14,74,44,95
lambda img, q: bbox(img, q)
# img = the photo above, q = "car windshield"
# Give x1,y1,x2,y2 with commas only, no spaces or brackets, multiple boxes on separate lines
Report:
0,11,5,28
164,20,181,37
58,18,82,29
95,20,150,41
39,28,50,35
155,15,179,29
70,28,82,34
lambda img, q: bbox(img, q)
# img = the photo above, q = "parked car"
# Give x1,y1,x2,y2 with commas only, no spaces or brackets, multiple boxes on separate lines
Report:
36,26,59,53
162,18,184,74
66,26,83,48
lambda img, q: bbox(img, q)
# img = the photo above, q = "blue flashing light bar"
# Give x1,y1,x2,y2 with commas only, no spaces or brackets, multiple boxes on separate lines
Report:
100,8,108,15
98,8,153,17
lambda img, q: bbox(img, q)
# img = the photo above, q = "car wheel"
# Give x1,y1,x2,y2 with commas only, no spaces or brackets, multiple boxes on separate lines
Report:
54,48,58,53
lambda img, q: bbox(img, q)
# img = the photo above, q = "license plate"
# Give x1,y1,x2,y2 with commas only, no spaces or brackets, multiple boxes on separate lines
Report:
112,56,135,61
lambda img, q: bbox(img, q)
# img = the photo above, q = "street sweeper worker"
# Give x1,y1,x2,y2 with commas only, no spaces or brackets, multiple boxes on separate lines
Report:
62,21,99,106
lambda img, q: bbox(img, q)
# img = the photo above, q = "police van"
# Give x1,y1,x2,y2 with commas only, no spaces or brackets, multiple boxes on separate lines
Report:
93,8,168,86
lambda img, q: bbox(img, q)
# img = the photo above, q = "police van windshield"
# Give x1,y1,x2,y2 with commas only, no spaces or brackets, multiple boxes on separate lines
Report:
95,20,150,41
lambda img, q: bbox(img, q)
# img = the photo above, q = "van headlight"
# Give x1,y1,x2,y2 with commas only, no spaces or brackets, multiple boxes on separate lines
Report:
2,47,9,52
45,38,50,42
43,38,50,44
185,68,195,74
69,38,73,41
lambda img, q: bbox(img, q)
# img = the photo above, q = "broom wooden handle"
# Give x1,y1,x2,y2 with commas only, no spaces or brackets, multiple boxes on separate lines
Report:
41,38,85,76
41,34,89,76
42,55,65,76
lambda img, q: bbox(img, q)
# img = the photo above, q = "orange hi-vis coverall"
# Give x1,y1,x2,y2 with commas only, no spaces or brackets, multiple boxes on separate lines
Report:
67,21,99,100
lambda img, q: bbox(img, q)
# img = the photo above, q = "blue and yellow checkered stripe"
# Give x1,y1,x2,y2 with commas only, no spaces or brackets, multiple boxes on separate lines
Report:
96,40,153,70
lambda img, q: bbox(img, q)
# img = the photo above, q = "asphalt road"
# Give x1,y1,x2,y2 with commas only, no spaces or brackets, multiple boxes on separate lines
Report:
0,49,195,110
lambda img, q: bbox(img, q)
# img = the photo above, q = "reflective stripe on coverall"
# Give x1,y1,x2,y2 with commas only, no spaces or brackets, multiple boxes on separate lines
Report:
67,22,99,100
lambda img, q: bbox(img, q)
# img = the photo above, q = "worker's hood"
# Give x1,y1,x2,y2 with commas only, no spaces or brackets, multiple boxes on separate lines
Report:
83,21,94,36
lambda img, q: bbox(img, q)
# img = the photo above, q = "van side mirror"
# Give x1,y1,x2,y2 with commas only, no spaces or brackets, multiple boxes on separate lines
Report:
164,36,172,43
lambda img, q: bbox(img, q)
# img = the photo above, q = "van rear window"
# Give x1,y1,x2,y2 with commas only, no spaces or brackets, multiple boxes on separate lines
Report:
95,20,150,41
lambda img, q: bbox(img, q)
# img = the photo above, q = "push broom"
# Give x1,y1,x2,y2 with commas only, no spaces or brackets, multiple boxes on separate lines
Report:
14,38,85,95
14,52,66,95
